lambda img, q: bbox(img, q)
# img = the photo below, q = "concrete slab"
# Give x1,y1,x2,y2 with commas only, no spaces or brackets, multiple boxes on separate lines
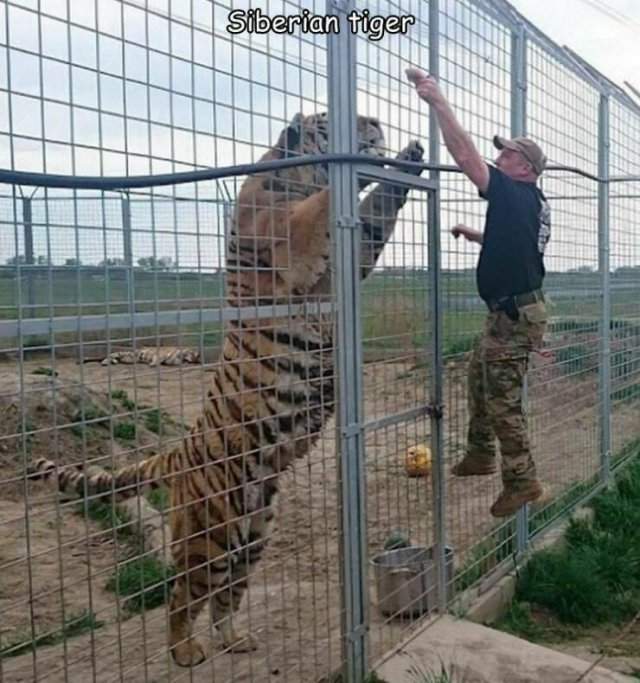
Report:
375,616,635,683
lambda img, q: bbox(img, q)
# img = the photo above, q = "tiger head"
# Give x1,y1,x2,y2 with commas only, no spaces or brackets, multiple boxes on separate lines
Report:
270,111,385,191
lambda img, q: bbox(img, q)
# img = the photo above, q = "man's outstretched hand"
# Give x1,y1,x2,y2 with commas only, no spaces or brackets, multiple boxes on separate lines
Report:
406,67,446,107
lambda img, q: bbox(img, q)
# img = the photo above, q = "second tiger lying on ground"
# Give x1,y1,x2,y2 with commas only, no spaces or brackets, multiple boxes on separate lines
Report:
32,112,424,667
81,346,201,367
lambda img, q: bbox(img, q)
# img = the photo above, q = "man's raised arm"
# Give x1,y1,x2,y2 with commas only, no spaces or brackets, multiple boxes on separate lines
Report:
406,67,489,195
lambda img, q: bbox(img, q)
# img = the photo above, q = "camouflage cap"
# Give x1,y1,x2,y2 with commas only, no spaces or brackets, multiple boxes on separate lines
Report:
493,135,547,176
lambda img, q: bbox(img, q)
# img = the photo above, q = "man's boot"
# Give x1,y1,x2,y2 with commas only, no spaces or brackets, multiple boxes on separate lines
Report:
451,456,497,477
490,479,544,517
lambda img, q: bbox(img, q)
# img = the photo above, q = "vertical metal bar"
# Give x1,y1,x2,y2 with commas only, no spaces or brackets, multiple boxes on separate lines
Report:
511,23,527,138
598,93,611,484
22,196,35,311
327,1,368,681
511,22,530,554
121,194,135,343
428,0,447,613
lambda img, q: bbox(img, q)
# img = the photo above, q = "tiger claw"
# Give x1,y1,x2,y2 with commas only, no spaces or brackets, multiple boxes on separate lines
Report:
393,140,425,177
398,139,425,163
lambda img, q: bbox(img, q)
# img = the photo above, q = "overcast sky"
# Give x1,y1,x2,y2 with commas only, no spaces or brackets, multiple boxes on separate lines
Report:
1,0,638,272
510,0,640,94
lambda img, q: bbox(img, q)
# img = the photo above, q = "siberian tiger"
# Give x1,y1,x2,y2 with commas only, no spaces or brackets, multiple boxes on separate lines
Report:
31,112,424,667
81,346,201,367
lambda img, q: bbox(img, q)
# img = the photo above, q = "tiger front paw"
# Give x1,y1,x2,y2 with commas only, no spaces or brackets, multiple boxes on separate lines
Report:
397,140,425,174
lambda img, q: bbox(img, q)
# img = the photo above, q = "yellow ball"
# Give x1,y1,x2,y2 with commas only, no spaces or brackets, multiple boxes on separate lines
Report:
404,444,432,478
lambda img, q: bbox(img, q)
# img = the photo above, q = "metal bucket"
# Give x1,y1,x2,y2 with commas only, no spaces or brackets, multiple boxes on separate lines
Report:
371,545,454,618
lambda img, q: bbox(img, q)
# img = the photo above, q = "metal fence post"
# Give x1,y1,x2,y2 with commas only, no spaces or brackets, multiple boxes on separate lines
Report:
511,21,530,554
428,0,447,614
327,1,369,681
22,196,35,311
121,194,135,342
598,92,611,483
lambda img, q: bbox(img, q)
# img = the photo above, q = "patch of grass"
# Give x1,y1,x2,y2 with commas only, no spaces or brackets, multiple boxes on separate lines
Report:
405,657,463,683
0,610,102,658
71,404,109,436
18,418,36,452
516,547,637,626
111,389,136,411
144,408,163,434
73,405,108,423
143,408,176,436
454,522,515,592
496,601,546,641
31,366,57,377
501,457,640,641
79,498,134,538
105,555,173,613
113,421,136,441
146,486,170,511
495,601,580,643
444,335,477,357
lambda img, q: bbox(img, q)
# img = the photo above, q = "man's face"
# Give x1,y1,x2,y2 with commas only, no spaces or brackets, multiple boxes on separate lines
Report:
495,148,535,180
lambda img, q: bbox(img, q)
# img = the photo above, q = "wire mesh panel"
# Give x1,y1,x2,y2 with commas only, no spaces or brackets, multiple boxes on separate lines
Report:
525,41,602,533
609,99,640,463
350,0,436,662
0,0,360,681
2,0,640,682
435,0,515,598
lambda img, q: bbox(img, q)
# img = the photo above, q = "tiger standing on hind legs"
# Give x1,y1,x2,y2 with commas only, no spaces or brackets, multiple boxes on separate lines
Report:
30,112,425,668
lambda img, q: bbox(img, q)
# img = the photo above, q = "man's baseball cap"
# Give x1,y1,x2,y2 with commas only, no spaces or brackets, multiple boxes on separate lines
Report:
493,135,547,176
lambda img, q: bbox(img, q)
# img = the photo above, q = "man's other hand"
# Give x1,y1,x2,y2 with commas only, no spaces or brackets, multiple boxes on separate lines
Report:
451,224,483,244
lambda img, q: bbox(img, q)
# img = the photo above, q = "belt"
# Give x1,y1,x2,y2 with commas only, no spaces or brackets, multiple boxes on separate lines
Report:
486,289,544,313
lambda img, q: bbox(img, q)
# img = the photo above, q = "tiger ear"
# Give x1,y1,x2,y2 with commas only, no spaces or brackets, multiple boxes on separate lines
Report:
277,113,304,158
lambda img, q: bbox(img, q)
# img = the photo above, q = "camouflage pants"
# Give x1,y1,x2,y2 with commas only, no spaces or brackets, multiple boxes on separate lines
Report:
466,301,547,488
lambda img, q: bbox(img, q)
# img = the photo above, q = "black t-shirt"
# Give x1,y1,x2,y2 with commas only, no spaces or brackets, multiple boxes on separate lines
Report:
476,165,550,302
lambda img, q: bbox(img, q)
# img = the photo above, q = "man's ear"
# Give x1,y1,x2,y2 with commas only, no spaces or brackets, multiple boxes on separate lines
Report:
277,113,303,157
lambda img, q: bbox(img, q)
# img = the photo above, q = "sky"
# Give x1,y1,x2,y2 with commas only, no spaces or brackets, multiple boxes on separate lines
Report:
510,0,640,94
0,0,638,274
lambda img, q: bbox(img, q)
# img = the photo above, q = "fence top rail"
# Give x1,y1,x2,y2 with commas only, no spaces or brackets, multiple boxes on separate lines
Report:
1,155,635,193
0,155,451,191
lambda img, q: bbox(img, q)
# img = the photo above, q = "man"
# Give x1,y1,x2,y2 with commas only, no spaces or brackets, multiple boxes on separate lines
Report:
406,67,550,517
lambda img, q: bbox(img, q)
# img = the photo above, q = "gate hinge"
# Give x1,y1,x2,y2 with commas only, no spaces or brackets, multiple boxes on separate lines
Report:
337,216,360,231
346,624,368,642
341,422,361,438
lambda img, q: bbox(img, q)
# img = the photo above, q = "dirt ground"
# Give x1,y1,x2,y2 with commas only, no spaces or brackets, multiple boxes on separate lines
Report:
1,351,639,683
